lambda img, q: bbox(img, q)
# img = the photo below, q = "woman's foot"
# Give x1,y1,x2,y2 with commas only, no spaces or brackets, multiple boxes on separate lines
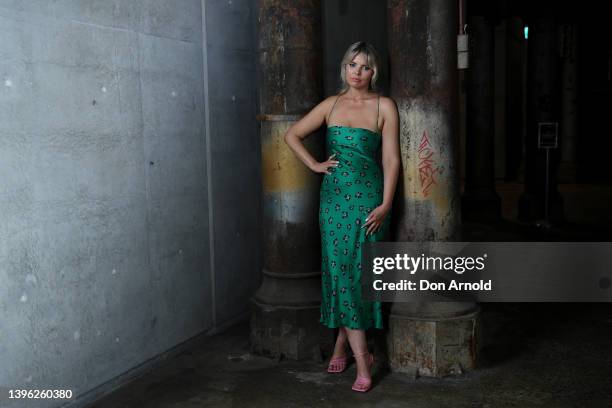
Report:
327,355,350,373
327,328,350,373
351,350,374,392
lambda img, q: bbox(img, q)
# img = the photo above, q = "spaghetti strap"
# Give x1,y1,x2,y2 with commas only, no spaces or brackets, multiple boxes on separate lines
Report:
376,94,380,132
328,94,341,123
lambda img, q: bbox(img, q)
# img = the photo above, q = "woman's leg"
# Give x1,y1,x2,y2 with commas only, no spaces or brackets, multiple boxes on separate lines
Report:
345,327,372,384
327,327,349,372
331,327,348,358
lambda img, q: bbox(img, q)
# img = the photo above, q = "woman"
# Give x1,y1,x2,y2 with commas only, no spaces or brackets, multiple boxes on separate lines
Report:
284,41,400,392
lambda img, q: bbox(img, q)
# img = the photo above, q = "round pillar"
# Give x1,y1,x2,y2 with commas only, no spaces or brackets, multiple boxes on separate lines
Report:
250,0,332,360
387,0,481,377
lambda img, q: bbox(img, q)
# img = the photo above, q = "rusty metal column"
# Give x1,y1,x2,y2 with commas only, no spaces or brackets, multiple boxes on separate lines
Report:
386,0,480,377
518,15,564,222
462,8,501,222
250,0,331,360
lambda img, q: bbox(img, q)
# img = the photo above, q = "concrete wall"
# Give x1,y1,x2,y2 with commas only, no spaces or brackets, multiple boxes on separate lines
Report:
0,1,259,406
203,0,261,327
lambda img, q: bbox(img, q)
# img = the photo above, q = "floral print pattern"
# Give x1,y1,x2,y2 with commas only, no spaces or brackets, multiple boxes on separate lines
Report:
319,126,390,330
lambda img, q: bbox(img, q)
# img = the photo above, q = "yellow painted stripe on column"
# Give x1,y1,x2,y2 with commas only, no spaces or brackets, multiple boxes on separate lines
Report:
261,122,312,193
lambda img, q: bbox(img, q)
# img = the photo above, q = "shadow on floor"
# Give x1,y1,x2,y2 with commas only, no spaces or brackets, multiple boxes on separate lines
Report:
91,183,612,407
89,302,612,408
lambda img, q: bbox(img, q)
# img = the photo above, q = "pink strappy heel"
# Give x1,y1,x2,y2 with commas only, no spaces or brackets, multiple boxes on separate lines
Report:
351,350,374,392
327,354,351,373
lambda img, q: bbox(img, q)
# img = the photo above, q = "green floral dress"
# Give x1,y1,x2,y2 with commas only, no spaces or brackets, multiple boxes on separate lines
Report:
318,125,390,330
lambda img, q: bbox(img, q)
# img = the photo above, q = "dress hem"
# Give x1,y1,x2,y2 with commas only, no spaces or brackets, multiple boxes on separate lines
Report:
319,320,383,330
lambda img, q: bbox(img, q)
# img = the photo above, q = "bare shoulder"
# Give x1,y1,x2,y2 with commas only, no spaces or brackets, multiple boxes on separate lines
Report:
379,96,397,111
379,96,398,118
288,95,340,137
323,94,340,106
304,94,339,119
319,94,341,118
312,94,338,112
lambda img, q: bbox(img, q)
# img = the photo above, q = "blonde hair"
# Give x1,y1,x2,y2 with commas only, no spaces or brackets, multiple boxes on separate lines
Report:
338,41,381,94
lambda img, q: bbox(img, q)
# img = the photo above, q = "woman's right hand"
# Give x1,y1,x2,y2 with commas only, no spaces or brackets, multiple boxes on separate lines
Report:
310,153,339,175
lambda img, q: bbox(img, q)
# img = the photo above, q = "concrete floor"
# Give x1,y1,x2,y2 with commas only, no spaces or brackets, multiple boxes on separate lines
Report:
89,303,612,408
89,184,612,408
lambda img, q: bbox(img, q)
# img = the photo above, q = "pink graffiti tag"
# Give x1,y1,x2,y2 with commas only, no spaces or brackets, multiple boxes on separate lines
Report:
418,130,442,197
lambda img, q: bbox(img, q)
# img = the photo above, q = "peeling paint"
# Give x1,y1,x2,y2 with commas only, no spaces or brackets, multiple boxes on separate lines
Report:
260,122,316,193
257,0,322,114
252,0,326,362
393,75,458,240
388,0,475,376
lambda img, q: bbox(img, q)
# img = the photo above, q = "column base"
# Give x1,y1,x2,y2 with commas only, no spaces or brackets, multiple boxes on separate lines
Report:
386,306,481,377
250,298,334,361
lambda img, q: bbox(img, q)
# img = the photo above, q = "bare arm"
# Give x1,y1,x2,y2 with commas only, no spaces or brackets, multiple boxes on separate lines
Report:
380,97,401,210
283,96,338,173
363,96,400,236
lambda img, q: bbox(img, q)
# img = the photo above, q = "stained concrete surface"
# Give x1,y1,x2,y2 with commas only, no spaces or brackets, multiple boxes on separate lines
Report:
88,183,612,408
88,303,612,408
1,2,261,402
